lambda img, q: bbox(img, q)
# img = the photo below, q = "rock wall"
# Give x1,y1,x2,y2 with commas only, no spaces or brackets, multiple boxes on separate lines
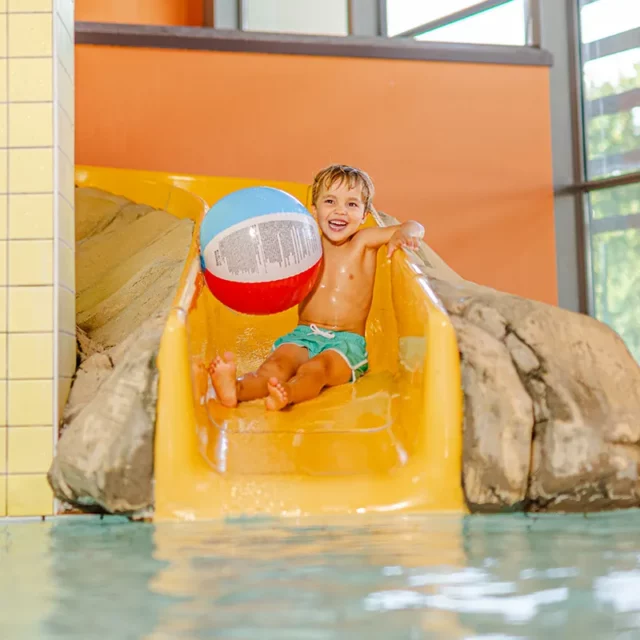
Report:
378,210,640,513
47,188,193,514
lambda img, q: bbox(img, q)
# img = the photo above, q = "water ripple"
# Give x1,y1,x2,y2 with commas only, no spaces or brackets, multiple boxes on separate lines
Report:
1,510,640,639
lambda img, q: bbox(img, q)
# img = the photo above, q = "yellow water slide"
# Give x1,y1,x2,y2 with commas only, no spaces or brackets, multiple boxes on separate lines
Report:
75,166,465,521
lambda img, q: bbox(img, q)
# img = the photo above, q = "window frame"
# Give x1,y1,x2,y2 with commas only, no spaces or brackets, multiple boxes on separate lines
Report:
207,0,543,43
554,0,640,315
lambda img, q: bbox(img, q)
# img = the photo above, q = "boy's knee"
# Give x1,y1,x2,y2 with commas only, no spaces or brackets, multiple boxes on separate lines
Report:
258,358,290,380
298,358,330,378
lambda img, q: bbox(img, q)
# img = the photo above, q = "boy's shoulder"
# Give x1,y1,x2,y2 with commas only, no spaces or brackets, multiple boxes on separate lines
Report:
349,227,371,250
351,225,381,247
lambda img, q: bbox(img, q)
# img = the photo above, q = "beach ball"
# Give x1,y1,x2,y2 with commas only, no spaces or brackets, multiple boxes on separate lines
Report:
200,186,323,315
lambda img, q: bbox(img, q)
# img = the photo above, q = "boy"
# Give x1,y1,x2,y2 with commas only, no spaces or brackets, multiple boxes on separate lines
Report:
209,164,425,411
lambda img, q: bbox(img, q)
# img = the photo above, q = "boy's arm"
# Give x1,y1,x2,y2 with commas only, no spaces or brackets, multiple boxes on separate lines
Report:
356,220,425,257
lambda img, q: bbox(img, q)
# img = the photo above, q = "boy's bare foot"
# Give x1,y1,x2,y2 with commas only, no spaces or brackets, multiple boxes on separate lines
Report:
265,377,290,411
209,352,237,407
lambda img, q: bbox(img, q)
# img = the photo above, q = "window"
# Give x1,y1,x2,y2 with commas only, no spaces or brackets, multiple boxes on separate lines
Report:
387,0,527,46
588,184,640,361
579,0,640,362
386,0,488,37
243,0,349,36
416,0,526,46
580,0,640,179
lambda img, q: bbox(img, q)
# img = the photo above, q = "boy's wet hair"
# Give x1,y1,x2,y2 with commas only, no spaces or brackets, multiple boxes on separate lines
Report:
311,164,375,212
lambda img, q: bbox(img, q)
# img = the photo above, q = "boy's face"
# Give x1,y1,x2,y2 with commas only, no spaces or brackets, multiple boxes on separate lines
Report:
312,179,367,244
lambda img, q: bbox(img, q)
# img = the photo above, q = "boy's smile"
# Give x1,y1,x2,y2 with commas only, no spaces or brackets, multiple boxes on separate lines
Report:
312,180,366,245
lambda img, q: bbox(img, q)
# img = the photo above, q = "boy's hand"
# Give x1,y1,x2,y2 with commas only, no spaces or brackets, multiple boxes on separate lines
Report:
387,222,424,257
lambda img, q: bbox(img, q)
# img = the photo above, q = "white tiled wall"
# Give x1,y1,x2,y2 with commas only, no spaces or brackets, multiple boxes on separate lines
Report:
0,0,75,517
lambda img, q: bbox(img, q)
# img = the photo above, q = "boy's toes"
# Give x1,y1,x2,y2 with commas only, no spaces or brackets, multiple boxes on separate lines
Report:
209,355,226,375
209,353,238,407
265,378,289,411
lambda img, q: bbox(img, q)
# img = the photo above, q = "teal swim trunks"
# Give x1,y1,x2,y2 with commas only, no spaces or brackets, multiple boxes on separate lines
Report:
273,324,369,382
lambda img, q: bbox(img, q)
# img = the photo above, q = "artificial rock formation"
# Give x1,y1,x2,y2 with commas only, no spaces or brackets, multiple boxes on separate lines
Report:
378,211,640,513
47,188,193,513
49,196,640,516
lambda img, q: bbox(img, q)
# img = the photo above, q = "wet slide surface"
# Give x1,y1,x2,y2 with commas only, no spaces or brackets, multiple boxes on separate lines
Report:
76,166,464,521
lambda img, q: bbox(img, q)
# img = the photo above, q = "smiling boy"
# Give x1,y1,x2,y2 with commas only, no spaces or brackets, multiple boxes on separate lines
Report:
209,164,425,411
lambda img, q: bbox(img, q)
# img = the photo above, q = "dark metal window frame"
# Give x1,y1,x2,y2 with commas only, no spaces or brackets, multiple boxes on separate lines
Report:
207,0,544,44
550,0,640,315
75,21,552,66
206,0,387,36
77,0,553,68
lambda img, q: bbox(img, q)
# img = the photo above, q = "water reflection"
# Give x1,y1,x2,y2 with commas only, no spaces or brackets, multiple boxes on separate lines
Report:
38,517,176,640
2,511,640,639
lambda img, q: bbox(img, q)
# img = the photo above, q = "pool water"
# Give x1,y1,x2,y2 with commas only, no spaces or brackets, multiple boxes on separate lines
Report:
1,510,640,639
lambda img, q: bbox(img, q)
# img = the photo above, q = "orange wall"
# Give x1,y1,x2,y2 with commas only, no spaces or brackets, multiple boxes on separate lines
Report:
75,45,556,304
76,0,203,26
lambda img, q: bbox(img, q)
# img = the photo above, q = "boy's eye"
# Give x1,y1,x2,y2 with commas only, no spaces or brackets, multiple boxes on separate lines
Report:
349,202,359,207
324,198,333,204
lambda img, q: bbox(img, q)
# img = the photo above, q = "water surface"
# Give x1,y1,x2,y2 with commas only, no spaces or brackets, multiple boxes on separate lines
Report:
1,510,640,639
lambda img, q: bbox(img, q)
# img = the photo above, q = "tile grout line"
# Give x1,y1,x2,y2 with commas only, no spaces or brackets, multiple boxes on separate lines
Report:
2,237,57,243
1,378,57,382
4,145,55,150
6,424,57,428
0,471,57,475
51,1,59,518
57,53,72,84
0,284,69,289
1,55,63,61
0,192,73,202
0,101,54,105
60,189,71,209
5,237,72,249
0,472,56,476
59,144,71,165
56,9,73,56
0,375,74,381
0,282,66,290
57,99,72,127
0,329,74,336
56,9,72,41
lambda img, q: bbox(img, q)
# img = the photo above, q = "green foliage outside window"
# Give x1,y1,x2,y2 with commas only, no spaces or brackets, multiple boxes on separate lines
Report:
585,62,640,362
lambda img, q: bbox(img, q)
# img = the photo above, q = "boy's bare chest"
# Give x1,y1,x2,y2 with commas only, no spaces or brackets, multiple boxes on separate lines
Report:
316,248,376,294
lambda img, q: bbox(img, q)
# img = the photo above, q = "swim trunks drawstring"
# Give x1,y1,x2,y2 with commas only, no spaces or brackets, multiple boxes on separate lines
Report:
309,324,335,339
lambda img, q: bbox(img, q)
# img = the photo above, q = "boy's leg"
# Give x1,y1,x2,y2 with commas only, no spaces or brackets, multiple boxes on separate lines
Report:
237,344,308,402
265,350,351,411
209,344,308,407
